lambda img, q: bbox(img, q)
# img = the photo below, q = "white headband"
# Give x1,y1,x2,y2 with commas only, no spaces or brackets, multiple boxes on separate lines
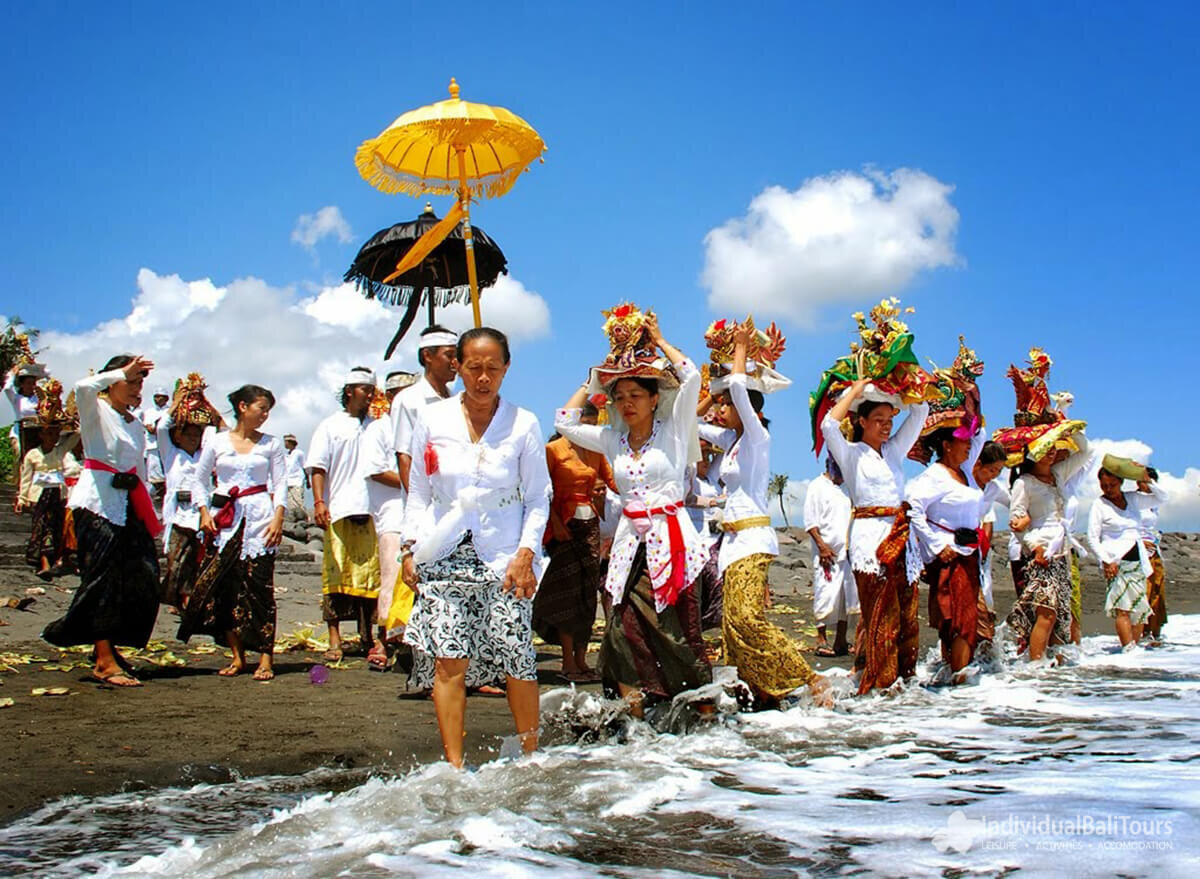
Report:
418,331,458,350
385,373,416,391
342,368,376,387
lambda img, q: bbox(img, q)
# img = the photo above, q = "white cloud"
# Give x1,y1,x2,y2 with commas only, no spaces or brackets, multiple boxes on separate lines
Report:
291,205,353,252
36,269,551,449
702,168,962,326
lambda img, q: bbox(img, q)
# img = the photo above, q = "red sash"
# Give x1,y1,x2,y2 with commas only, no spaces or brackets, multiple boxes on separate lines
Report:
213,484,268,530
83,459,163,538
623,500,688,607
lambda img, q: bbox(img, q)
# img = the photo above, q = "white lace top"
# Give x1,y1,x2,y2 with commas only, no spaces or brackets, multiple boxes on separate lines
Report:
556,358,708,609
193,432,287,558
67,369,148,526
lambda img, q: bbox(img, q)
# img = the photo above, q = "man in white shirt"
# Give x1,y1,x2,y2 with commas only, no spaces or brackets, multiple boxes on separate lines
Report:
283,434,309,516
392,325,457,487
308,367,381,661
142,387,171,502
803,456,856,657
364,370,417,670
5,364,42,499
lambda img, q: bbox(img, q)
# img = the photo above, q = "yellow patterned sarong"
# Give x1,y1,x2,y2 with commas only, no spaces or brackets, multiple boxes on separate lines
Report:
322,517,381,599
722,553,817,699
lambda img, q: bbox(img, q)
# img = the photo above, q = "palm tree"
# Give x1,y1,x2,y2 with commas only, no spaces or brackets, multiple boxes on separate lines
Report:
768,473,790,528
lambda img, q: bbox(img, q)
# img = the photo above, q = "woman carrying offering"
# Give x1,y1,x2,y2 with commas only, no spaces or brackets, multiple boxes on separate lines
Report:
1087,462,1167,647
184,384,286,681
17,383,78,580
42,355,163,687
557,305,712,715
705,321,828,705
400,328,550,767
821,380,928,694
535,401,615,683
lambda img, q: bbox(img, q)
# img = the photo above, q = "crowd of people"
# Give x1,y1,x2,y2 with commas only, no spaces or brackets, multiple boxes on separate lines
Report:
1,303,1173,766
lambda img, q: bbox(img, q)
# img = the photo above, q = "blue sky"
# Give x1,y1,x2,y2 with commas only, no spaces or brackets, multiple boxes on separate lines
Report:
2,2,1197,521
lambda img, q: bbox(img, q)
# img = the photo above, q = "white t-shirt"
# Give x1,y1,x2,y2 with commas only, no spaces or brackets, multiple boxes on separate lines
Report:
392,375,450,459
364,417,405,534
308,411,374,523
285,447,307,487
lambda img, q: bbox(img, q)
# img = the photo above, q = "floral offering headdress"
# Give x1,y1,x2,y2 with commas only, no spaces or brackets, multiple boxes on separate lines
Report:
808,298,946,455
35,378,73,428
703,315,791,395
368,388,391,419
170,373,224,428
991,347,1086,466
907,335,986,461
587,302,681,397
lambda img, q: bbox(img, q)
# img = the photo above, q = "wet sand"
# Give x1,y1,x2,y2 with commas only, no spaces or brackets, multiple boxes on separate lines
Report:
2,528,1198,821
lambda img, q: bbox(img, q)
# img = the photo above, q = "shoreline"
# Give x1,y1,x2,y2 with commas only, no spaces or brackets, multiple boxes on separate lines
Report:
3,530,1199,821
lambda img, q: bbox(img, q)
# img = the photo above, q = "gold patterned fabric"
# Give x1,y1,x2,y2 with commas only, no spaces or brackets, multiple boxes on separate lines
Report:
322,517,381,599
722,553,817,698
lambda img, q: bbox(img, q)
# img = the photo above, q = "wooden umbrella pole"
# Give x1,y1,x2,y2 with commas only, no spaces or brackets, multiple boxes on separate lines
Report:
454,145,483,328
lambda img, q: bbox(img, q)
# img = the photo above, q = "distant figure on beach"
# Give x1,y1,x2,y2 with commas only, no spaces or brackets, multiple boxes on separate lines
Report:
1137,483,1169,640
309,367,381,662
363,370,416,670
282,434,308,518
1087,466,1167,647
155,375,219,613
186,383,286,680
4,364,41,499
43,354,163,687
17,381,78,580
400,328,550,766
141,387,170,503
804,456,855,658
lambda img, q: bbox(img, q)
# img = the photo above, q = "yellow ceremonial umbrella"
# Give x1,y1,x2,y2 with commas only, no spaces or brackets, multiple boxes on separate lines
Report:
355,78,545,327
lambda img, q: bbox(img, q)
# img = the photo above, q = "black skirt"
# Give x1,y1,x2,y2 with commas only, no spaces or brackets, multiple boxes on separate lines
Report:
42,504,160,648
178,522,277,653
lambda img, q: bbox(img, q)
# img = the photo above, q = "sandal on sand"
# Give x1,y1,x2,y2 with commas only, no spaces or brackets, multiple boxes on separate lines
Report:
814,644,836,657
253,667,275,681
366,645,390,671
86,671,142,688
322,648,343,663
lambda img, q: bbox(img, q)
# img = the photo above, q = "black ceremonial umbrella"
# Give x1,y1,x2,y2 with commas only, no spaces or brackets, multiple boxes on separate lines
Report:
344,203,508,359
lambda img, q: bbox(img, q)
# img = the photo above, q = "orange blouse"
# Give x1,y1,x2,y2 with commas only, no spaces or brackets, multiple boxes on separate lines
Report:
545,436,617,540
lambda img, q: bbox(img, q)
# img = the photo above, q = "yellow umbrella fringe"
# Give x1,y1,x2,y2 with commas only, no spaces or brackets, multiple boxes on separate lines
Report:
355,158,528,200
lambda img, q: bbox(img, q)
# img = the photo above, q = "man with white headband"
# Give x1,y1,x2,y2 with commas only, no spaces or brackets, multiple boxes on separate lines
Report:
142,385,171,503
282,434,308,515
392,325,457,490
363,370,417,670
308,366,381,662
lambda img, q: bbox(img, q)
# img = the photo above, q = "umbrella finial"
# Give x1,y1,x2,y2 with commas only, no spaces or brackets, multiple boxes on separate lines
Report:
448,78,460,100
423,201,435,214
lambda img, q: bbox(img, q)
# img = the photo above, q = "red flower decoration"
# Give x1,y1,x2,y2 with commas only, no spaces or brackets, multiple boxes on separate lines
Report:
712,319,726,330
612,304,632,318
423,440,439,476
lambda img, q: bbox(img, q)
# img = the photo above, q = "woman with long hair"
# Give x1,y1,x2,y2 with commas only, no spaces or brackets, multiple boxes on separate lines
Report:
184,384,286,680
42,355,163,687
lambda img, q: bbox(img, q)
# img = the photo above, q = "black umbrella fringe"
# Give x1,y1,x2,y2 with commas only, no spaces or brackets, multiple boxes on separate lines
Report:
348,275,479,307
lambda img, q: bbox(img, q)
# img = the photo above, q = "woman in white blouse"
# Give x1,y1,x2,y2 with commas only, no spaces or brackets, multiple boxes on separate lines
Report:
1087,468,1167,646
557,313,711,715
184,384,287,681
906,426,987,678
400,328,550,767
1005,437,1090,660
156,403,217,612
821,378,928,694
703,325,827,704
43,355,163,688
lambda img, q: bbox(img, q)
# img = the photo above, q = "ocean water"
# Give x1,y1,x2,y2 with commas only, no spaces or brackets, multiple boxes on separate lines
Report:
3,617,1199,878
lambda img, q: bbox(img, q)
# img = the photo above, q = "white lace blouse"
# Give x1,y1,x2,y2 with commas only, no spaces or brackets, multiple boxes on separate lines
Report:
1086,484,1168,578
1009,439,1090,559
555,358,708,609
193,432,287,558
156,414,215,533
